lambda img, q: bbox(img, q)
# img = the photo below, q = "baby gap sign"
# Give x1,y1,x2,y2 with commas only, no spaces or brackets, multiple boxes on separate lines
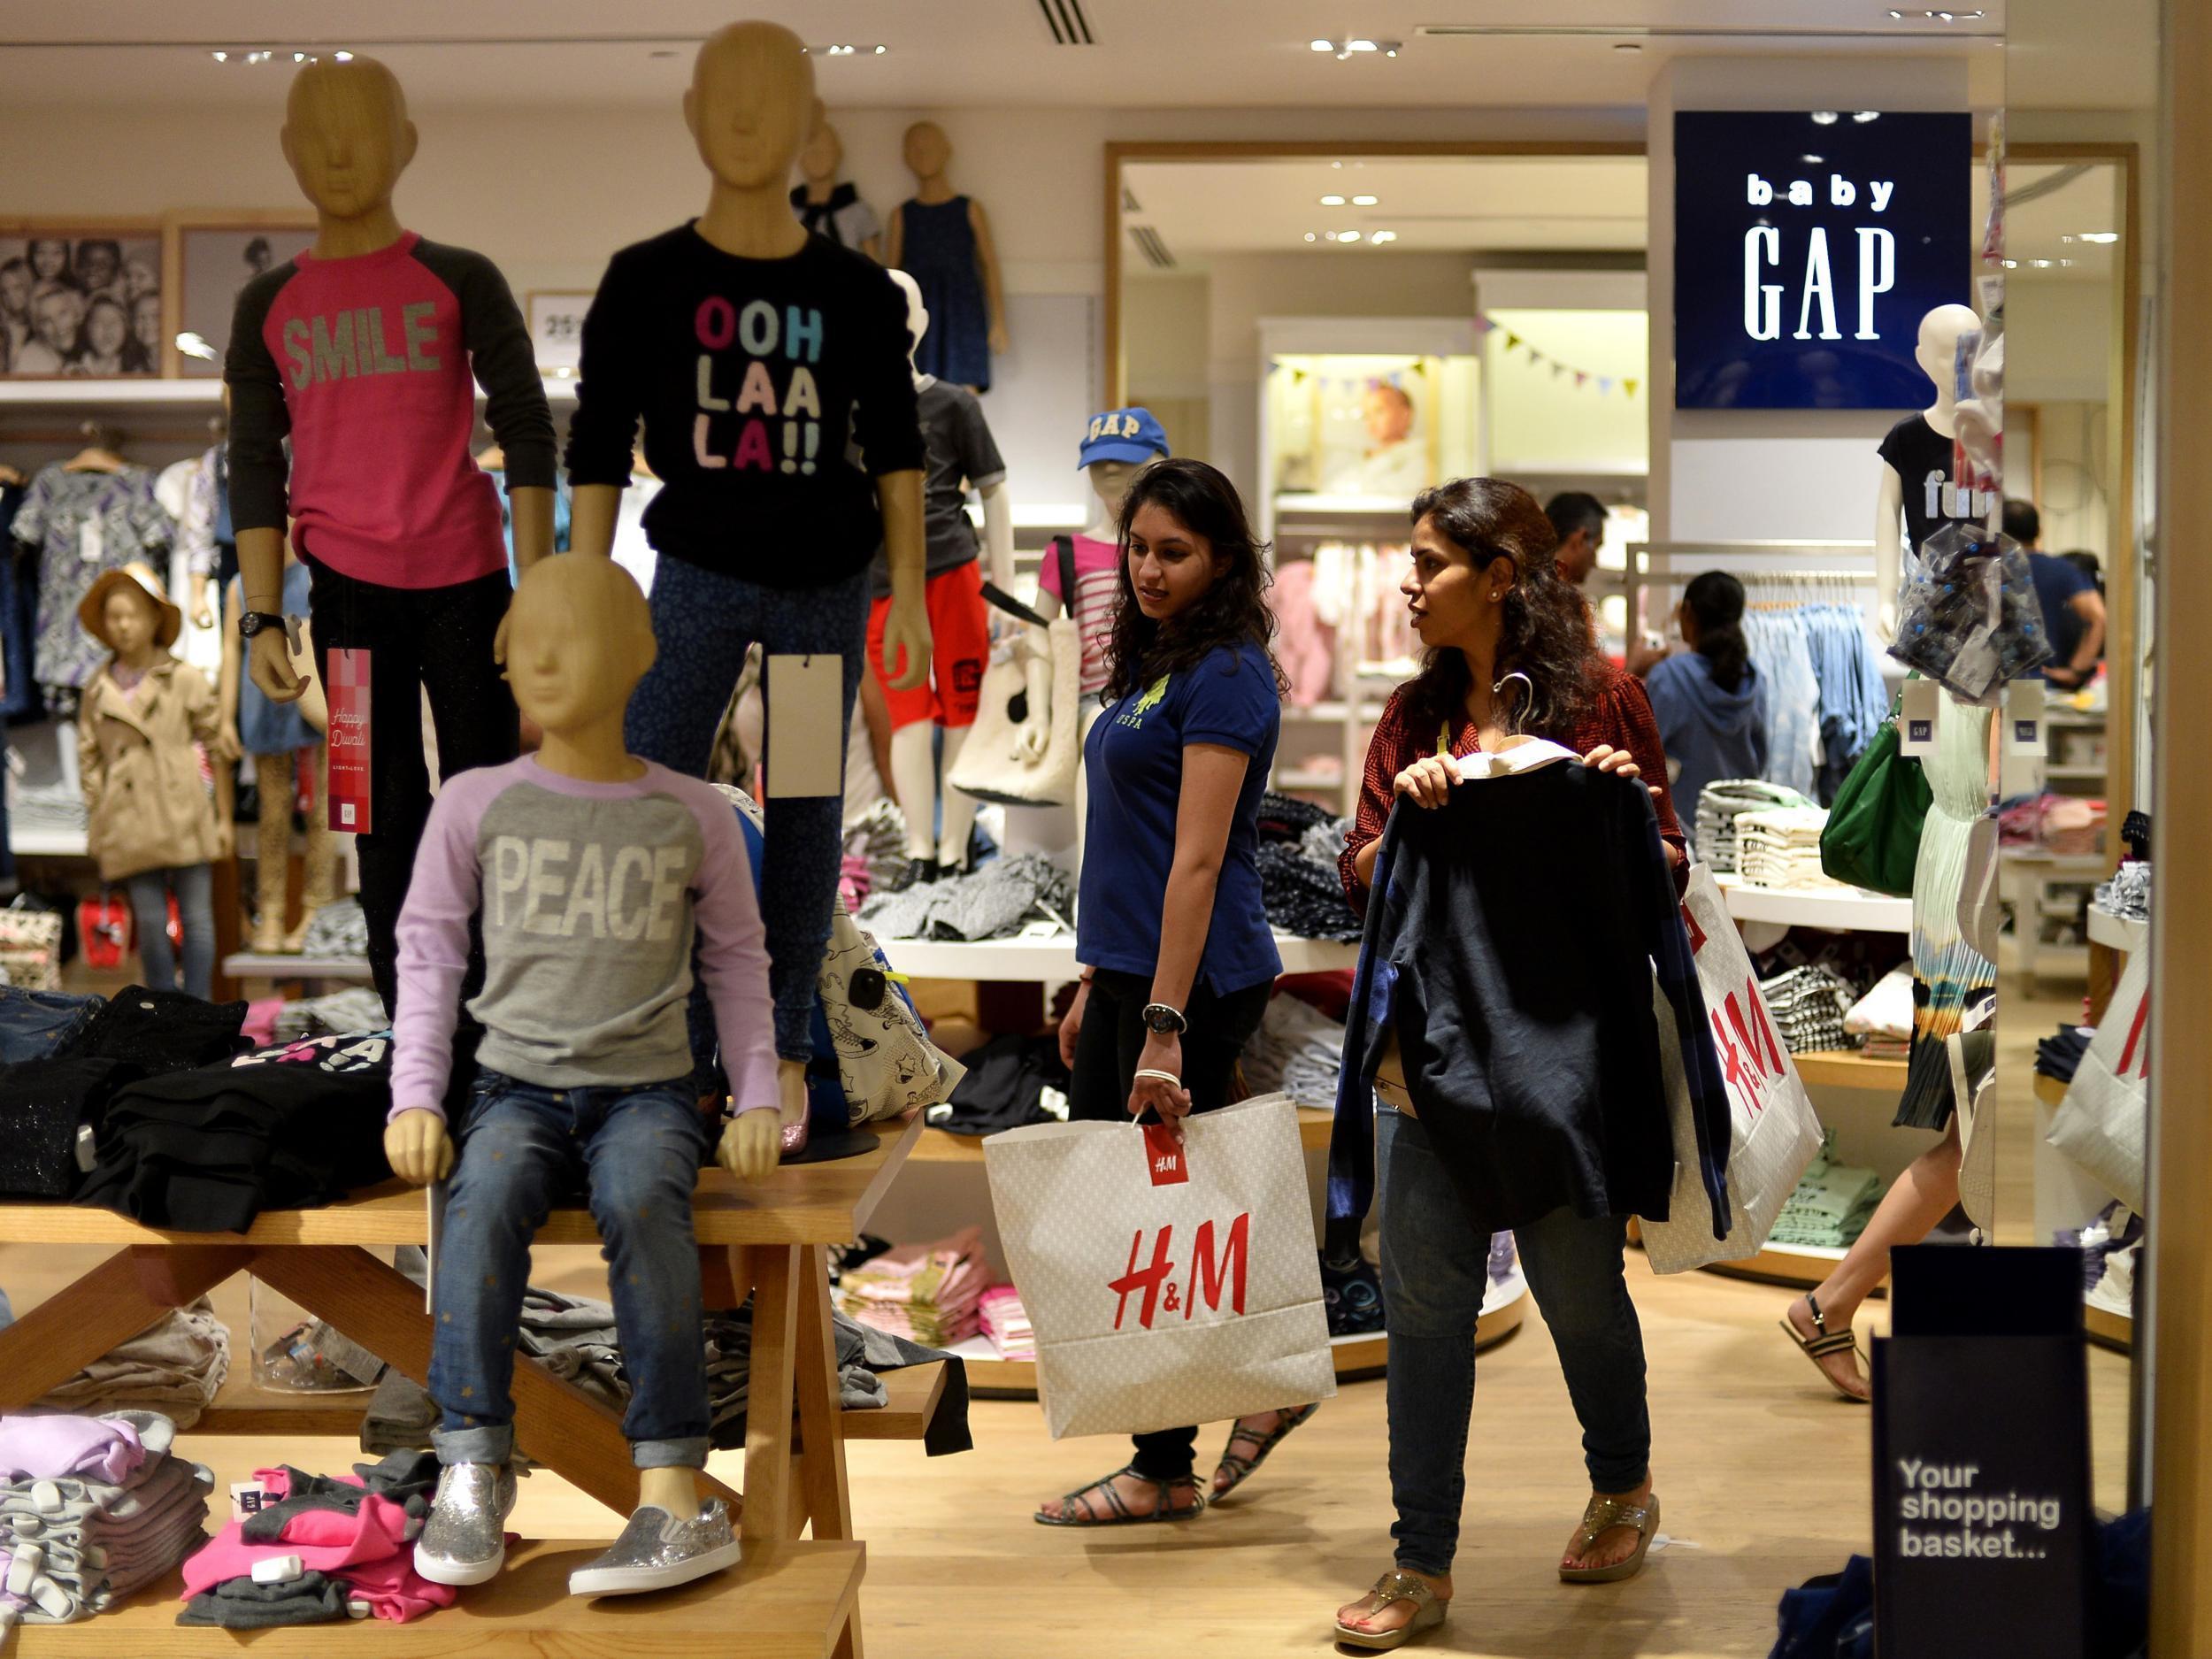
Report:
1675,110,1971,409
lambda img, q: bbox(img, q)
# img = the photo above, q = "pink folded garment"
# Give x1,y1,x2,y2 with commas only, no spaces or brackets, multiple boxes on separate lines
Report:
179,1493,409,1596
0,1415,143,1486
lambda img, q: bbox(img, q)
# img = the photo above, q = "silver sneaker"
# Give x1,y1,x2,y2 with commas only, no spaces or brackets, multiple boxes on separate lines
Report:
566,1501,741,1598
413,1463,518,1586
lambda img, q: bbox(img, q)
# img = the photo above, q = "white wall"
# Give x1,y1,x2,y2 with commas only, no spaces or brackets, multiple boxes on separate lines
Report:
2008,280,2114,403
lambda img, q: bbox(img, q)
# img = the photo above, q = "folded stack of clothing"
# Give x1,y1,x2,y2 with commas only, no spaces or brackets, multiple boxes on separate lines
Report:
1756,965,1857,1056
6,774,88,837
296,899,370,963
38,1302,230,1431
1844,965,1916,1062
179,1451,452,1626
925,1034,1070,1137
0,1410,212,1636
1694,779,1816,873
2095,859,2151,921
860,853,1073,943
1770,1133,1882,1249
840,798,910,910
1737,806,1842,891
1998,792,2107,857
1240,991,1347,1108
1247,795,1362,941
2037,1022,2095,1083
837,1227,993,1348
271,988,389,1044
978,1286,1035,1361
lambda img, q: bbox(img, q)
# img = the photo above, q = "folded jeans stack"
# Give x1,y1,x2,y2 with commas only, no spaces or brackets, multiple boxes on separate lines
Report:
836,1226,993,1348
37,1302,231,1431
1694,779,1815,875
0,1411,214,1635
1755,965,1858,1056
977,1286,1034,1362
1736,806,1843,891
1770,1132,1882,1249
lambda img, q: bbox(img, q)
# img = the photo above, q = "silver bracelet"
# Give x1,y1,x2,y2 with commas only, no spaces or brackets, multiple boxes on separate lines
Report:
1133,1068,1182,1087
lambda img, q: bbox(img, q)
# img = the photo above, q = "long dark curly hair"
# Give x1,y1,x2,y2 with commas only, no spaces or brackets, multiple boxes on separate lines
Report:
1400,477,1601,741
1101,457,1288,701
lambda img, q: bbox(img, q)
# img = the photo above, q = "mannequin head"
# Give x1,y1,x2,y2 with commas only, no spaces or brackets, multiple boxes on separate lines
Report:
887,267,929,363
1087,458,1143,525
281,57,417,223
503,556,657,736
688,22,820,193
1914,303,1981,409
902,120,951,183
800,119,845,186
80,564,181,664
101,585,161,664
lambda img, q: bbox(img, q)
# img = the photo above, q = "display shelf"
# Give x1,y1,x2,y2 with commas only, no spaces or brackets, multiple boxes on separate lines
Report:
908,1107,1336,1164
2086,904,2149,952
1701,1239,1878,1294
1275,766,1349,792
2045,763,2107,781
7,1538,864,1657
883,932,1359,982
6,827,88,856
220,951,376,982
1714,875,1911,933
2084,1298,2132,1355
1792,1050,1909,1092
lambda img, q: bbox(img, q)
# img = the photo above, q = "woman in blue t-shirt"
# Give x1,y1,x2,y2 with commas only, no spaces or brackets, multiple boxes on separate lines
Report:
1033,457,1318,1528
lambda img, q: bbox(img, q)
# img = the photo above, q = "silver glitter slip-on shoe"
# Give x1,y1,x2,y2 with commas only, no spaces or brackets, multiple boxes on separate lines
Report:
566,1501,741,1598
413,1463,518,1586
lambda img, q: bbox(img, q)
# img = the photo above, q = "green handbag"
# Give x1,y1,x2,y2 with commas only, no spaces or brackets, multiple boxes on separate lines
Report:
1818,683,1932,896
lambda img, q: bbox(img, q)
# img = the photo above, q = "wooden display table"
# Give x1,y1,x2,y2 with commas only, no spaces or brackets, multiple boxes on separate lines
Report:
0,1114,928,1659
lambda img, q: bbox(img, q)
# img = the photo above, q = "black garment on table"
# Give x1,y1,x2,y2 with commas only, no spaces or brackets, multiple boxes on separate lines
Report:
563,228,926,588
75,1033,395,1233
239,1450,439,1543
177,1570,350,1629
1256,841,1363,942
868,376,1005,599
1878,413,1980,557
2037,1024,2093,1083
62,986,248,1072
927,1033,1068,1136
1328,764,1733,1246
0,1058,142,1198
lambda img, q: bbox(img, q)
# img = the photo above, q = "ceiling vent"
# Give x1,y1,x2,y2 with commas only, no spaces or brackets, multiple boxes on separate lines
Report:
1130,226,1176,269
1038,0,1096,44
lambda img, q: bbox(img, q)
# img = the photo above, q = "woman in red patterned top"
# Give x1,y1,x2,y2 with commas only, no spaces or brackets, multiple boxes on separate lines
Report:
1332,479,1681,1649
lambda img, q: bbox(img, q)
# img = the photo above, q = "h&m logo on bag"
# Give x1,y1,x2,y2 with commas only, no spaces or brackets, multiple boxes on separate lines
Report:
1708,974,1790,1120
1109,1215,1250,1332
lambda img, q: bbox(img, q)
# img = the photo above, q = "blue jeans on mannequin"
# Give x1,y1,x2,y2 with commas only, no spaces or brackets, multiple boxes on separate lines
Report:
623,558,869,1064
125,864,215,1002
1377,1106,1650,1577
428,1071,718,1471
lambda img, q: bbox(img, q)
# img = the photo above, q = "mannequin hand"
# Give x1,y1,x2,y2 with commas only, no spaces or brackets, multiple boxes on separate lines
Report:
879,595,933,693
384,1109,456,1187
1128,1031,1192,1139
1393,754,1458,810
717,1109,782,1183
214,821,234,860
214,722,242,764
1582,745,1646,787
988,320,1011,356
192,600,215,632
1014,718,1049,764
1058,979,1089,1070
249,629,303,703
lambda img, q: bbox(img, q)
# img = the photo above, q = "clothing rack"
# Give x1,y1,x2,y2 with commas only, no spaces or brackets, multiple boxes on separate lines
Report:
1624,540,1879,641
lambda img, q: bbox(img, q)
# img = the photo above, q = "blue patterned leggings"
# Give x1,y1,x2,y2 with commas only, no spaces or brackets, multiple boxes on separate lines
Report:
624,557,868,1060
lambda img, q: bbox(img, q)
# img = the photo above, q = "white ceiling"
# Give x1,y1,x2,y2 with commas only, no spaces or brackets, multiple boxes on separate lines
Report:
0,0,2063,112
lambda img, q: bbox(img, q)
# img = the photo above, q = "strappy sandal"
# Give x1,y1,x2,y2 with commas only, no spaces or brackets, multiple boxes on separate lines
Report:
1559,1492,1661,1585
1780,1292,1870,1402
1210,1402,1320,1501
1033,1465,1204,1527
1333,1568,1448,1651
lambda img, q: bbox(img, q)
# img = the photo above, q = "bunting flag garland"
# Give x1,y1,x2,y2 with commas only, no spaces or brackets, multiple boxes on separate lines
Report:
1476,310,1641,398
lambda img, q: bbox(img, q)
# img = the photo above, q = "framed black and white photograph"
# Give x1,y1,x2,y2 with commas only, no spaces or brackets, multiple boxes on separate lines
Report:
172,216,317,378
0,221,163,379
527,289,594,378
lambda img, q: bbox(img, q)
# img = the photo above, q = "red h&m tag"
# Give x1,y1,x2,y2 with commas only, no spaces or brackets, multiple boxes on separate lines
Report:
326,648,373,834
1141,1123,1188,1186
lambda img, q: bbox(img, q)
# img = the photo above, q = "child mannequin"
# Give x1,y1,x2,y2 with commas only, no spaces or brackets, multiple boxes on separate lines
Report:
387,554,784,1599
76,565,231,1000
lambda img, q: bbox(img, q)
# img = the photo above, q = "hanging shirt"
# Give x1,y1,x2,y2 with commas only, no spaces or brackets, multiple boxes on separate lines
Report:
1878,414,1985,558
869,375,1004,600
1076,641,1283,996
226,232,556,591
1035,534,1119,695
789,182,881,253
564,226,925,588
1327,760,1732,1244
12,465,173,691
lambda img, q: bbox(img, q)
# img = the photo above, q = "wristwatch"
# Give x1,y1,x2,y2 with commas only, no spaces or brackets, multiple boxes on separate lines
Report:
238,611,287,640
1141,1002,1187,1035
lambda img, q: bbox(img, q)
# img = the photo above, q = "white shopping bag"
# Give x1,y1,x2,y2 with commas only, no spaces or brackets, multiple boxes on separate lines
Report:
2047,947,2150,1212
984,1093,1337,1440
1639,864,1826,1273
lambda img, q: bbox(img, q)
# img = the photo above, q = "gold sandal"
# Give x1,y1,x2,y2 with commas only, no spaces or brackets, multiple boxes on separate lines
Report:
1558,1492,1660,1584
1333,1569,1447,1651
1780,1292,1870,1402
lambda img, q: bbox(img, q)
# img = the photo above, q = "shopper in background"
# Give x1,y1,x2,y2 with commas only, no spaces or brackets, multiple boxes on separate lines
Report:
1034,457,1318,1526
1640,570,1770,849
1333,478,1677,1647
1542,490,1609,588
2004,499,2106,689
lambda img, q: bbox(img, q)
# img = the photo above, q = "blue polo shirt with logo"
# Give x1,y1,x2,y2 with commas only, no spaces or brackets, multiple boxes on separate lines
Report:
1077,641,1283,995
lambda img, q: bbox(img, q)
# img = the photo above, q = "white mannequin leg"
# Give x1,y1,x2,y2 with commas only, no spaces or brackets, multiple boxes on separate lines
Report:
889,721,939,861
935,726,979,870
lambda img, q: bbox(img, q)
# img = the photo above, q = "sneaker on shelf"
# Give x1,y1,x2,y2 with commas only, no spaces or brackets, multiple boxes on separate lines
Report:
567,1501,741,1598
413,1463,518,1586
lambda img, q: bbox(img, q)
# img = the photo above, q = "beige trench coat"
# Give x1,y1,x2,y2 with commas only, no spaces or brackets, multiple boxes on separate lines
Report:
78,656,225,883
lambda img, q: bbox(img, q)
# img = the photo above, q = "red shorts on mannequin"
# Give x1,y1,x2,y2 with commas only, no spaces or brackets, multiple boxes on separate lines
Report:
868,558,988,732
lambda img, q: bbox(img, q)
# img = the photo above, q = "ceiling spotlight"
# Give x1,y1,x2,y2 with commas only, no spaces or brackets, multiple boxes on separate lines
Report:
2026,257,2055,267
1320,194,1347,205
1853,110,1880,121
1811,110,1839,125
293,51,307,62
2067,231,2119,243
1310,39,1333,50
1370,230,1398,244
1351,194,1378,205
334,50,353,61
174,331,217,361
1312,37,1401,60
1335,229,1363,242
210,49,227,61
1801,155,1824,165
1347,39,1378,51
2001,257,2018,268
1303,232,1318,242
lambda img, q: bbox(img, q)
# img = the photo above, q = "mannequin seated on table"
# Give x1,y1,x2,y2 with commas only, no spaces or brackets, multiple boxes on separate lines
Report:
383,554,794,1600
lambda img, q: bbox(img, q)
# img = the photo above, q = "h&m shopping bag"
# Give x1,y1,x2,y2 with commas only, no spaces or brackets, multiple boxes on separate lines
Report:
1639,864,1826,1273
2047,946,2150,1212
984,1093,1336,1440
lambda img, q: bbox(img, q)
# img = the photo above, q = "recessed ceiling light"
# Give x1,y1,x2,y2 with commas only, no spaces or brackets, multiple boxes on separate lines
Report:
1811,111,1839,125
2027,257,2055,268
1320,194,1346,205
2066,231,2119,243
1311,37,1401,59
2001,257,2018,268
803,42,886,55
174,332,217,361
1310,39,1333,50
1351,194,1379,205
1801,155,1824,165
1335,230,1363,242
1853,110,1880,121
210,49,227,61
334,50,353,61
1303,232,1317,242
1370,230,1398,244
